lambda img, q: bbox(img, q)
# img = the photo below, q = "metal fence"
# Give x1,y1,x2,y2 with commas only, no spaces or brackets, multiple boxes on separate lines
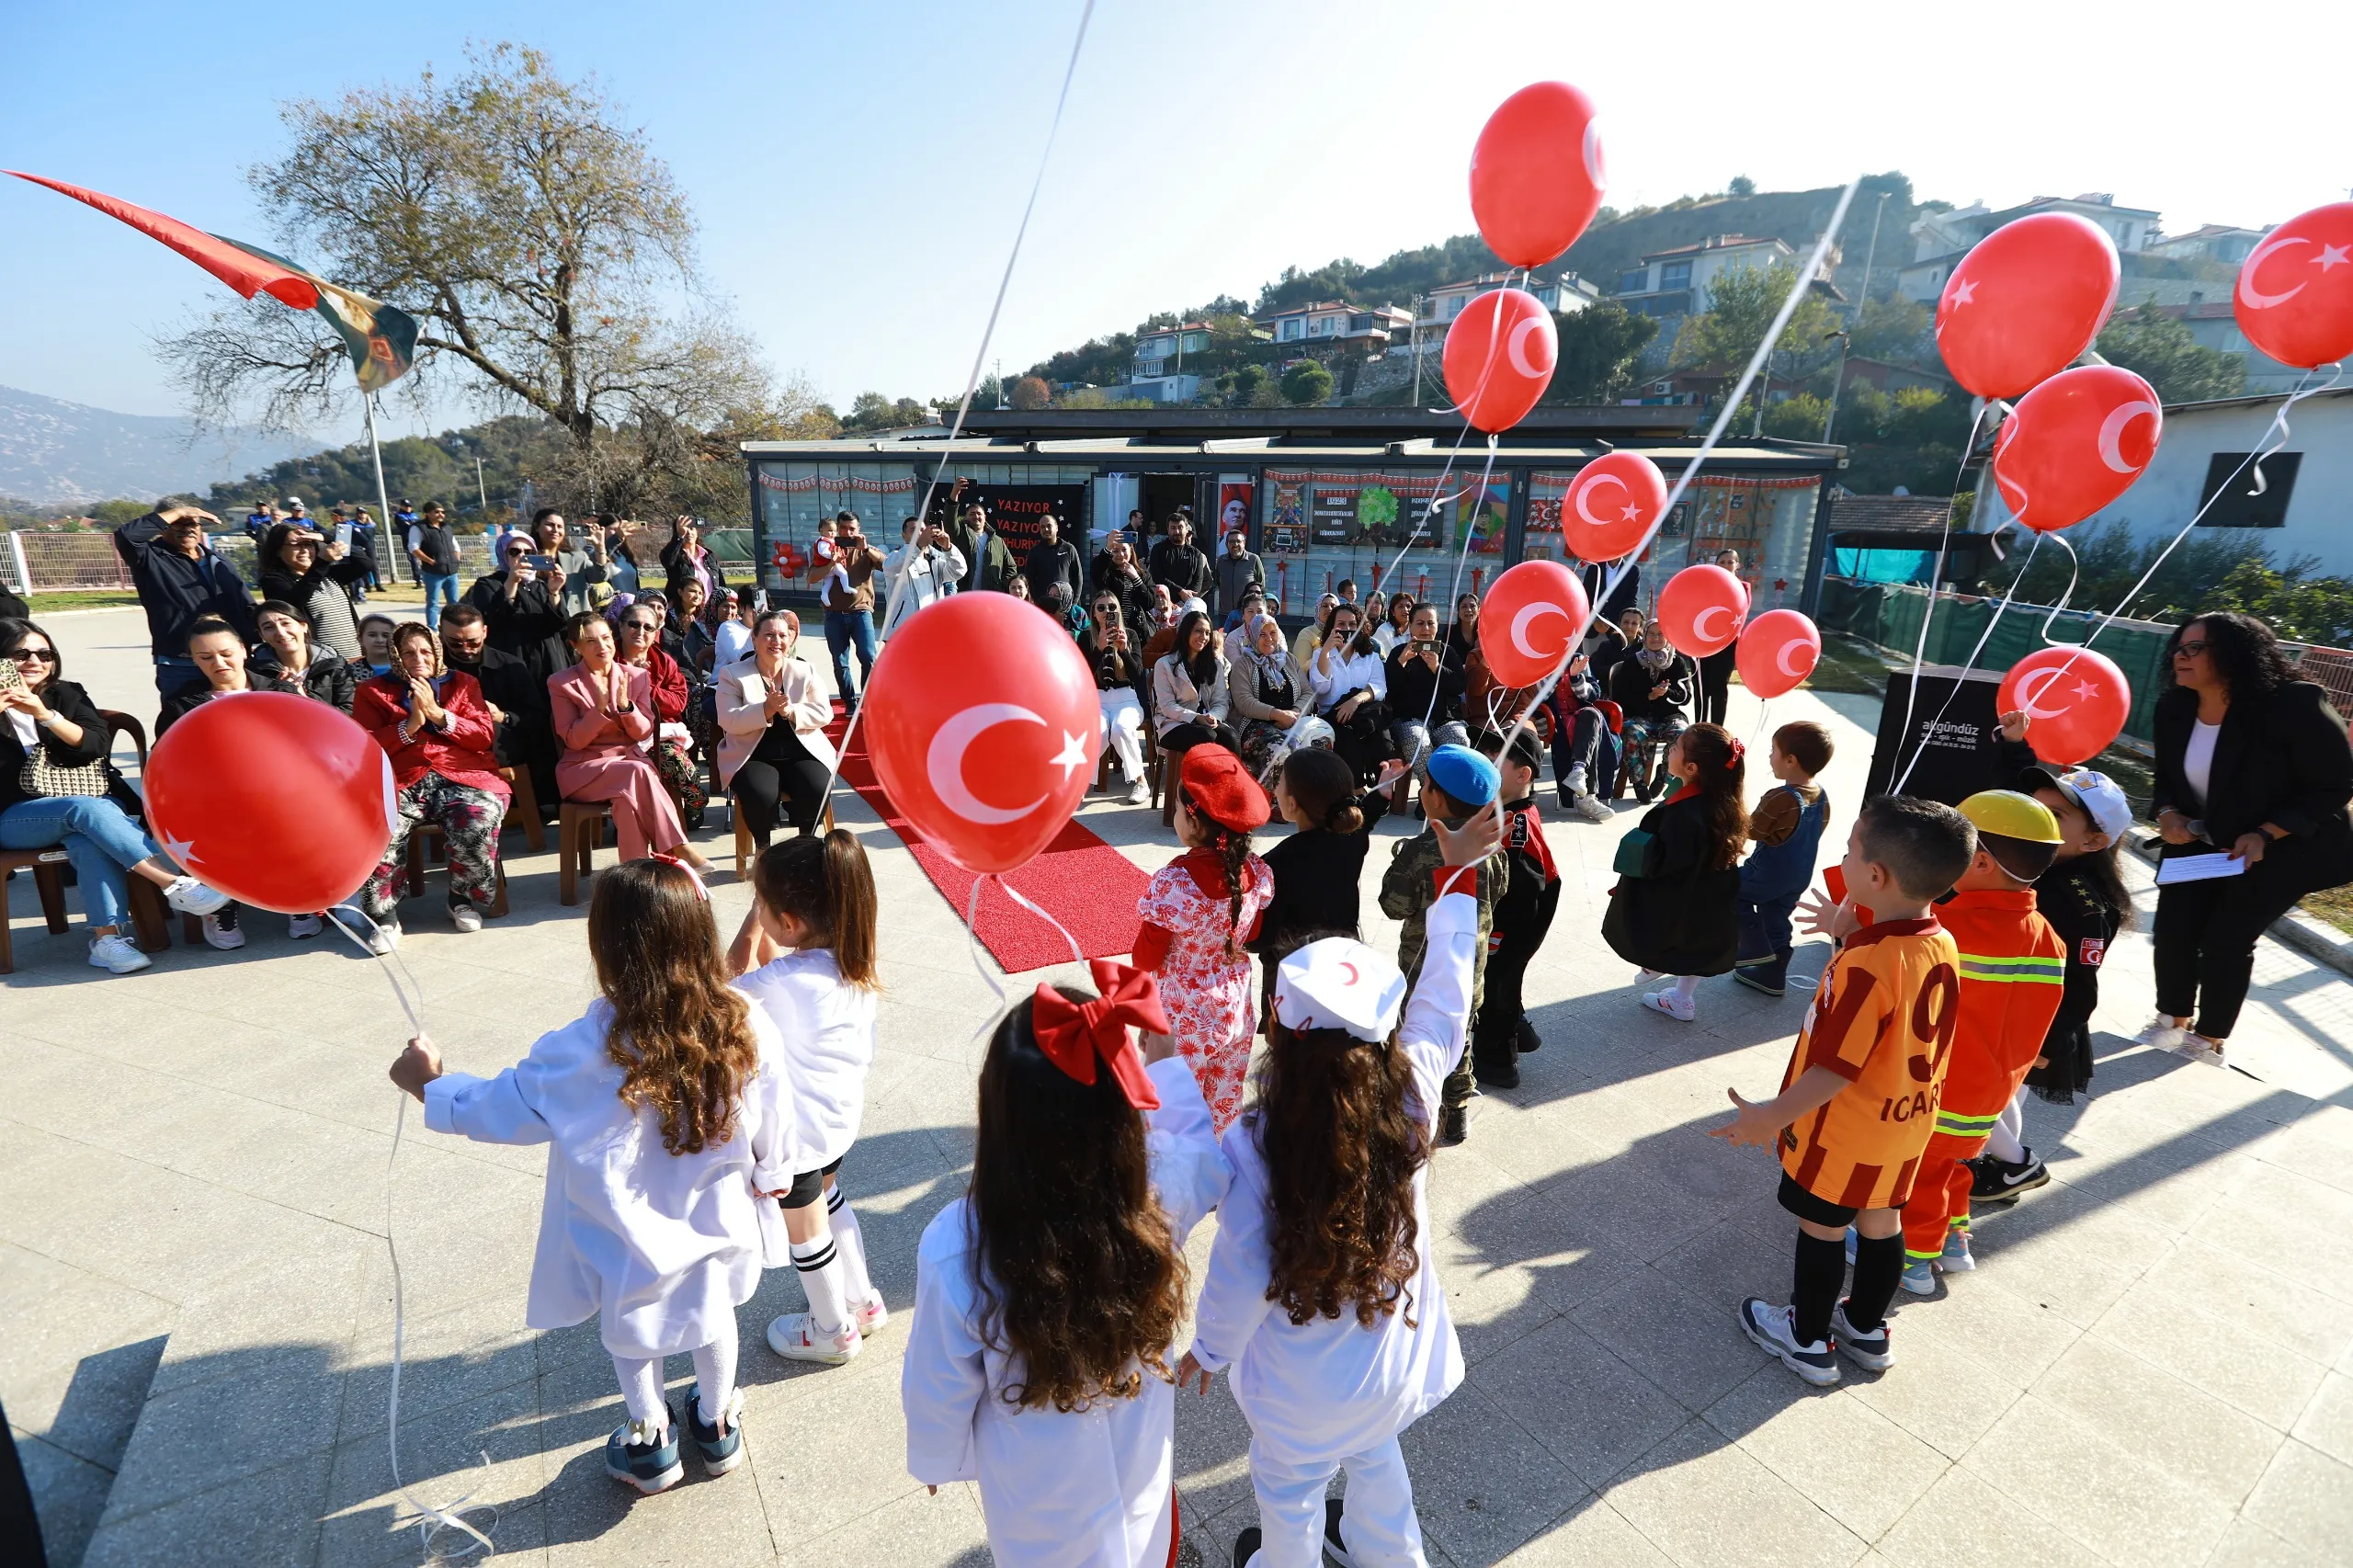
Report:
2,526,756,597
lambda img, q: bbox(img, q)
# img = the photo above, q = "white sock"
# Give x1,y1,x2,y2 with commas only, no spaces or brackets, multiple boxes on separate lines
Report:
611,1353,668,1431
826,1184,875,1308
790,1225,853,1335
690,1321,738,1426
1672,974,1700,1004
1985,1089,2029,1164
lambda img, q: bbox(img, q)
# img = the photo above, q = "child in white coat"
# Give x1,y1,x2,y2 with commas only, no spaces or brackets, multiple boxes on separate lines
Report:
902,960,1229,1567
1178,802,1501,1568
729,829,886,1366
388,858,792,1494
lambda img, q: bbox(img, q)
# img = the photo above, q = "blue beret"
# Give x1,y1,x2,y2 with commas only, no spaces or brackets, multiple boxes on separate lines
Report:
1424,744,1498,810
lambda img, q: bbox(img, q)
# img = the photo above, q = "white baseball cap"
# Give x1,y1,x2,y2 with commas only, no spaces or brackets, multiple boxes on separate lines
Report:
2022,765,2133,843
1273,937,1407,1042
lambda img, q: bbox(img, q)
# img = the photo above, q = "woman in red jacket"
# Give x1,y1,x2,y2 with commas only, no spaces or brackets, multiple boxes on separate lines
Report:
350,620,513,944
616,601,707,826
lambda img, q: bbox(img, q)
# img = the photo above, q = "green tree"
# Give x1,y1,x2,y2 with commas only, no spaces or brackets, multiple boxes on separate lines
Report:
1281,360,1335,405
1760,392,1833,440
1670,263,1839,376
2204,556,2353,645
1847,295,1935,363
2095,304,2246,403
1728,175,1756,198
1543,301,1657,403
974,374,1003,411
1222,364,1268,406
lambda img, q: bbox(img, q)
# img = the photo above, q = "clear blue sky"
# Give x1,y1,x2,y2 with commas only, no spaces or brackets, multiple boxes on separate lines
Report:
4,1,2347,443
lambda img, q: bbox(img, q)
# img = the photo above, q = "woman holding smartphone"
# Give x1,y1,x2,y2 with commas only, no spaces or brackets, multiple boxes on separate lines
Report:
1307,600,1392,784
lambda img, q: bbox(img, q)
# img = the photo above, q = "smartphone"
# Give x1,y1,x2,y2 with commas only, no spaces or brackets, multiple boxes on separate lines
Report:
335,522,354,550
526,552,556,573
0,656,24,697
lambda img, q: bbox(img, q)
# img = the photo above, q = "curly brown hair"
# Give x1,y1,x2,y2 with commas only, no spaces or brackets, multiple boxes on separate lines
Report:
587,858,762,1156
970,985,1188,1411
1676,722,1751,870
1255,980,1429,1328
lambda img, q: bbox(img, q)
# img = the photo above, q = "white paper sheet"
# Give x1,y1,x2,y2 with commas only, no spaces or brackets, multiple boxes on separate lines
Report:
2155,852,2247,886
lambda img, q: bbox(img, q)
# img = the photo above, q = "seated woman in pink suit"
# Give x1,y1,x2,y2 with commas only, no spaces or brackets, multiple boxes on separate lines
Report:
549,610,716,875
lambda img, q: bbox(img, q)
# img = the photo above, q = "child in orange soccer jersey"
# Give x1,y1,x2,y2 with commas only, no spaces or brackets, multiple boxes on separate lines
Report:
1712,796,1977,1385
1894,790,2067,1293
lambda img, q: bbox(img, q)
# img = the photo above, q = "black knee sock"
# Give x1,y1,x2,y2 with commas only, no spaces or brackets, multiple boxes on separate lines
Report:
1845,1232,1906,1333
1790,1233,1846,1346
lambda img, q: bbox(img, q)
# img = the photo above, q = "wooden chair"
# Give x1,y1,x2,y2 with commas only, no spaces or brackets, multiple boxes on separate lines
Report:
404,825,511,917
501,766,545,851
733,797,837,880
1158,748,1181,830
557,800,613,906
0,846,73,975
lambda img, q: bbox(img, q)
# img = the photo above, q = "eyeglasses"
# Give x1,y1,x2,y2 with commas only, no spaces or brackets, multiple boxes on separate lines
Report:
621,620,656,633
2175,641,2211,656
6,646,55,663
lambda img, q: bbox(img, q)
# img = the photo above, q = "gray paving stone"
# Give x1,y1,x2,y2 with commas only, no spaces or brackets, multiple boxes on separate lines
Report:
2241,1438,2353,1564
17,1429,117,1568
2290,1370,2353,1468
1875,1468,2107,1568
80,1451,332,1568
1701,1367,1949,1543
2029,1335,2285,1506
1400,1384,1590,1566
1960,1394,2235,1564
1467,1317,1687,1489
1602,1417,1868,1568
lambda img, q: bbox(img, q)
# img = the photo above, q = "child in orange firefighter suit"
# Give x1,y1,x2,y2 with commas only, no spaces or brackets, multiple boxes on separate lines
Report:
1893,790,2067,1295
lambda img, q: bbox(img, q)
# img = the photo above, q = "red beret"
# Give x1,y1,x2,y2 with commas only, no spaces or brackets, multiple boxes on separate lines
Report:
1178,744,1270,833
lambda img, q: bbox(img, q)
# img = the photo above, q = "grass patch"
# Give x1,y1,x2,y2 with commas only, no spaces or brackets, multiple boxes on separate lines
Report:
28,590,142,613
1805,633,1896,698
2302,883,2353,940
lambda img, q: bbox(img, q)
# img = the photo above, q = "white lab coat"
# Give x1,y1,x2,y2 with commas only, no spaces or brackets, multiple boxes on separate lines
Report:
1185,893,1475,1467
423,999,795,1358
901,1056,1231,1568
882,537,970,636
734,947,878,1172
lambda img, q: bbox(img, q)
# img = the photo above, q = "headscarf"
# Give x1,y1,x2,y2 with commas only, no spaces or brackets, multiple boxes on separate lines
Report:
1240,612,1294,699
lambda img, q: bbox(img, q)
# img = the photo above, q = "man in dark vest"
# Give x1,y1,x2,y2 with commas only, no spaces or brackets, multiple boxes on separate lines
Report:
408,500,463,630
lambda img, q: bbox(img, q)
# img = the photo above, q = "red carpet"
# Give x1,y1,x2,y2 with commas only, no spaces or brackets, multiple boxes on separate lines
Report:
826,710,1150,973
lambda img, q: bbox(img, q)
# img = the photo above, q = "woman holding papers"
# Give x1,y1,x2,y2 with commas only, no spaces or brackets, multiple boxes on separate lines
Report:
2143,612,2353,1065
716,609,837,846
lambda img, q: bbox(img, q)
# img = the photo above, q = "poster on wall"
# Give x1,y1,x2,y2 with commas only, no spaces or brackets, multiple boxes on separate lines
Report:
1217,482,1255,545
1265,483,1307,554
1311,486,1358,545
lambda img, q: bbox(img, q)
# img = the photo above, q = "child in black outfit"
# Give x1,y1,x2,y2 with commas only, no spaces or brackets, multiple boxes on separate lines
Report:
1472,726,1562,1088
1253,746,1404,1024
1603,722,1748,1021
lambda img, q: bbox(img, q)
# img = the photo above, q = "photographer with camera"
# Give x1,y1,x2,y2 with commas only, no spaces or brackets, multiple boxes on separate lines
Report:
1386,602,1472,790
1083,590,1151,804
882,514,967,637
806,511,886,708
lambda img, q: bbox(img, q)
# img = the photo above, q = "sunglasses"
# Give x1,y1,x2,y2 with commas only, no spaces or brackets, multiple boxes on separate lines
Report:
7,646,56,663
621,620,657,632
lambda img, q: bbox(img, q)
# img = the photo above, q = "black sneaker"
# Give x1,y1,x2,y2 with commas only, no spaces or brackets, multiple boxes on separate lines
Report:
684,1381,744,1476
1436,1104,1467,1147
1472,1055,1520,1090
1829,1301,1893,1371
1324,1499,1356,1568
1737,1297,1838,1386
605,1404,684,1494
1515,1018,1541,1054
1732,969,1786,998
1232,1525,1262,1568
1972,1152,2051,1202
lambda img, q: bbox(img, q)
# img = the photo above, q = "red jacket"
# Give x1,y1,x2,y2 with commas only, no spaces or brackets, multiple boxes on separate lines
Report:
634,643,691,725
354,671,510,799
1935,887,2066,1127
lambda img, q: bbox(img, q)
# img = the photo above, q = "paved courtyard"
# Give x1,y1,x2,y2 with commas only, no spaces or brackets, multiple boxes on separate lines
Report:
6,601,2353,1568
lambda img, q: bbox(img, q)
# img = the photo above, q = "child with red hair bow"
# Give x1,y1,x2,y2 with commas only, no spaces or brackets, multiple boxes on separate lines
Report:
901,960,1230,1568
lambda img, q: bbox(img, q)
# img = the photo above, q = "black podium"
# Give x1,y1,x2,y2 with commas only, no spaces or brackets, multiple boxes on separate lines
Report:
1864,665,2006,807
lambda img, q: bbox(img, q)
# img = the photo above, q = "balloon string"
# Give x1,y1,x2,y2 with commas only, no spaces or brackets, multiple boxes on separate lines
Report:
1889,395,2001,801
1482,176,1863,777
2033,529,2082,645
962,874,1009,1043
319,905,500,1562
814,0,1096,811
1418,432,1506,744
998,875,1089,967
1888,530,2040,794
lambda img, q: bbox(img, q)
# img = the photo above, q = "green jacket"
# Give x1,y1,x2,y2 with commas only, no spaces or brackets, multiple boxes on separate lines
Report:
1379,830,1510,1010
945,517,1018,594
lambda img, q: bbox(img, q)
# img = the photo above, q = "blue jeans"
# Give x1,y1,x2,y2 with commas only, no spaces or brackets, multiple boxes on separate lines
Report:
0,795,160,931
824,609,878,705
153,656,205,701
421,571,461,629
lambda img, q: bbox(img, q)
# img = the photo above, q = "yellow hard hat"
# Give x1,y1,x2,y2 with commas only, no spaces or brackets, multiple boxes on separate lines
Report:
1959,789,2063,845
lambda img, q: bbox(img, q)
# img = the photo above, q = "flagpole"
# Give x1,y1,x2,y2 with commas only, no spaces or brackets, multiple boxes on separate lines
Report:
363,392,394,582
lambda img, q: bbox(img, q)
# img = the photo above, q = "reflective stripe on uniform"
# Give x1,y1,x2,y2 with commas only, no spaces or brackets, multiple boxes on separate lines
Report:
1934,1109,2001,1136
1957,952,2065,984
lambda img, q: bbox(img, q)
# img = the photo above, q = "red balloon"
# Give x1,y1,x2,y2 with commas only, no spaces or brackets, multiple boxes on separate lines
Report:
1735,609,1821,699
1479,559,1591,687
1655,563,1747,658
145,691,395,915
860,594,1099,873
1937,213,2120,400
1442,287,1555,434
1469,81,1607,268
1997,646,2131,766
2234,201,2353,371
1560,450,1667,562
1990,365,2162,533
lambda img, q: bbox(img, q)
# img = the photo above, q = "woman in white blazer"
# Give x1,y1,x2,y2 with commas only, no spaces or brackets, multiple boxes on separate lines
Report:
715,608,838,845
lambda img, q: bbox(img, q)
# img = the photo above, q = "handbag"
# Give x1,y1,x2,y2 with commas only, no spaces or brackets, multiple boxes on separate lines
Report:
1612,827,1656,880
18,739,109,799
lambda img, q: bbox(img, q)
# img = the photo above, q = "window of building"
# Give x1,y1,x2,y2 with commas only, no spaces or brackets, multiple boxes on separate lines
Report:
2198,452,2301,528
1660,260,1692,290
1281,319,1302,341
1619,267,1650,293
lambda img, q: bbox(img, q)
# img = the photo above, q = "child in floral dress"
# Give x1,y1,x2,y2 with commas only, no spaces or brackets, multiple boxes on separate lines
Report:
1133,745,1275,1130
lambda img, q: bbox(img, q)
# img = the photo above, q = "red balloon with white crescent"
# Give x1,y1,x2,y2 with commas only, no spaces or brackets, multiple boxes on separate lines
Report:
861,592,1099,873
1996,646,2132,766
1937,212,2120,400
1442,286,1556,435
1468,81,1607,268
1655,563,1747,658
1989,365,2163,534
1734,609,1821,699
1560,450,1667,562
2233,201,2353,370
1479,558,1592,687
145,691,396,915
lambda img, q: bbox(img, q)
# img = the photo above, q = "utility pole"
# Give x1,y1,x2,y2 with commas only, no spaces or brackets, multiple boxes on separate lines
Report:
1823,189,1891,444
1410,292,1424,403
476,456,489,515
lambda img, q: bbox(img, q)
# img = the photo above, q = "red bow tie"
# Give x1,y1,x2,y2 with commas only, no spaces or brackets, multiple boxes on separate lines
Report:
1030,960,1169,1109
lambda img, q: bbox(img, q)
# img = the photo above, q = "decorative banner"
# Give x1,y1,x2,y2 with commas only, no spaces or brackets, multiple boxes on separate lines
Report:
1265,483,1308,555
965,483,1086,565
1217,482,1255,543
756,471,918,494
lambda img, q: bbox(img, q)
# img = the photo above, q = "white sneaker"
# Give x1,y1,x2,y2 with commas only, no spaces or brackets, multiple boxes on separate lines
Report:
1571,790,1613,823
854,1290,890,1338
201,910,245,950
2180,1033,2227,1068
767,1312,861,1365
450,903,483,934
87,932,153,974
1642,988,1697,1023
288,913,324,940
1123,778,1150,805
162,875,228,916
364,917,402,955
2133,1017,2189,1054
1563,766,1588,798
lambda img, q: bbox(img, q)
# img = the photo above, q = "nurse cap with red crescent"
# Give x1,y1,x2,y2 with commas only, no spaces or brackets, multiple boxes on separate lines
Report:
1273,937,1408,1042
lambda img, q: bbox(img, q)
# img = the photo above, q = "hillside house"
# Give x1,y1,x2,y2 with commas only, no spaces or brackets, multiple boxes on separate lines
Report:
1898,193,2162,302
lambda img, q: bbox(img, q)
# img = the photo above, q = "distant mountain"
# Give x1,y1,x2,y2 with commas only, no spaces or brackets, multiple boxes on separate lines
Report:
0,384,312,506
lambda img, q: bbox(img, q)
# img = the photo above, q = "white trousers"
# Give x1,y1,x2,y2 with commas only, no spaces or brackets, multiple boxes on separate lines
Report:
1984,1087,2029,1164
1099,687,1147,782
1245,1435,1424,1568
611,1314,738,1430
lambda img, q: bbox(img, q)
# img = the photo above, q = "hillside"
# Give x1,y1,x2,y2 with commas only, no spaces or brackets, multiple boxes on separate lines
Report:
0,384,310,506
